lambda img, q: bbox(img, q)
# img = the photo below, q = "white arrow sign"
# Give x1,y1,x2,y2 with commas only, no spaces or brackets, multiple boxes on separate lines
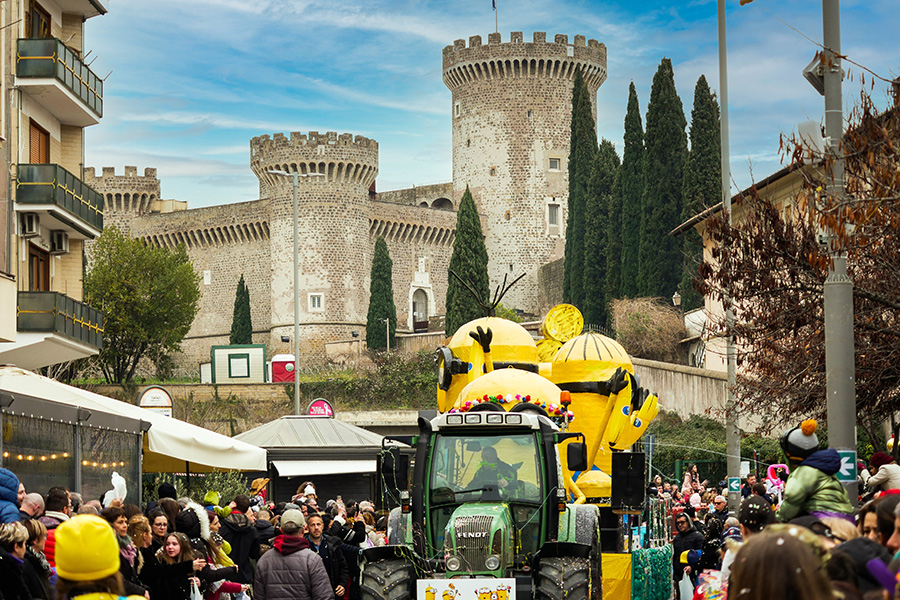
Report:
836,450,857,482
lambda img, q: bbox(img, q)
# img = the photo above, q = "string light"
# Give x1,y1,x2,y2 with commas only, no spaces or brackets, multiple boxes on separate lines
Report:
40,456,46,461
50,454,57,459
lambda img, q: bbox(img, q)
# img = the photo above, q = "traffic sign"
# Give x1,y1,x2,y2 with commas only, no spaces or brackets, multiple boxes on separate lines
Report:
836,450,857,482
727,477,741,493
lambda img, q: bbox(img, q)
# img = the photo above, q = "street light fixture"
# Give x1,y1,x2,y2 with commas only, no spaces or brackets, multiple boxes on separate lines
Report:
266,168,325,415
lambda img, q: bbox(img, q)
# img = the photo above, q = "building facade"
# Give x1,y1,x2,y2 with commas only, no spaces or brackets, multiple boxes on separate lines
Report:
86,31,607,369
0,0,108,369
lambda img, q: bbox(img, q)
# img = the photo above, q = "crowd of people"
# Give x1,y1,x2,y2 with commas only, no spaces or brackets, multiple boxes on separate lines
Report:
662,419,900,600
0,472,386,600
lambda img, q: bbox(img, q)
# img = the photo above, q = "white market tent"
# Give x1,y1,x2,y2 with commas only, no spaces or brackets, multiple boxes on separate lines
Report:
0,366,266,473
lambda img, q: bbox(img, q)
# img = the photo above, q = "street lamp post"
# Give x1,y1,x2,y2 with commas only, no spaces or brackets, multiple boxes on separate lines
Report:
267,169,324,415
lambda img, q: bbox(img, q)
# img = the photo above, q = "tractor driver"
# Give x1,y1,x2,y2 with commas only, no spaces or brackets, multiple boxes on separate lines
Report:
472,446,519,493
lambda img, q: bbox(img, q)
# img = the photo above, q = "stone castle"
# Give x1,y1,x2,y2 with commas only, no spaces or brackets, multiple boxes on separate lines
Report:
85,32,607,368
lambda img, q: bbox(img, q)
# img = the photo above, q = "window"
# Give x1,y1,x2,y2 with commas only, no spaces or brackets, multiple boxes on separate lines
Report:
27,2,51,39
490,167,497,176
548,203,560,236
455,102,461,118
28,243,50,291
29,120,49,164
549,158,561,171
228,354,250,379
308,293,323,312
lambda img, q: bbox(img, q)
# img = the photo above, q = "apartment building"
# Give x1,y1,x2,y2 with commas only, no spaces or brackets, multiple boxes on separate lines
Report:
0,0,107,369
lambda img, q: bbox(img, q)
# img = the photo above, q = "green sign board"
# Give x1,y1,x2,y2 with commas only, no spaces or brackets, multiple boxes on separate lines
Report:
727,477,741,493
836,450,857,482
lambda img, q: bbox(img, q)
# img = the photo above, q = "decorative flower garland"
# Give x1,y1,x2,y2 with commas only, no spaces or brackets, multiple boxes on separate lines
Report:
449,393,574,420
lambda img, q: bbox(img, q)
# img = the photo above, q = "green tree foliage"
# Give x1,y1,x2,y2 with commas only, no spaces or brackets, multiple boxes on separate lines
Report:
229,274,252,345
638,58,688,299
85,227,201,383
606,171,624,301
680,75,721,311
445,186,489,335
619,82,645,298
563,68,597,310
583,139,620,327
366,236,397,350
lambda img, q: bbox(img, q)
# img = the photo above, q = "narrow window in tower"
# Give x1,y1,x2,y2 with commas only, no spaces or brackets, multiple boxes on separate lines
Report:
548,203,560,236
490,167,497,176
527,109,533,118
308,293,324,312
455,102,461,118
549,158,561,171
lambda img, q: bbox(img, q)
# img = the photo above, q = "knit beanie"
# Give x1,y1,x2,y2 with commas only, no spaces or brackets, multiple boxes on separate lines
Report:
870,452,894,469
780,419,820,463
55,515,121,581
158,482,177,500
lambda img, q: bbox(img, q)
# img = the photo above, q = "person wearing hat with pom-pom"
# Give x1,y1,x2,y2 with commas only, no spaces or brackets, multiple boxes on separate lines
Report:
53,514,146,600
777,419,854,523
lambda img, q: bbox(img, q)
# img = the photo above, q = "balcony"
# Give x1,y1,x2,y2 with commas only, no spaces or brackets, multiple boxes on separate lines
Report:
16,38,103,126
0,292,104,370
15,164,103,239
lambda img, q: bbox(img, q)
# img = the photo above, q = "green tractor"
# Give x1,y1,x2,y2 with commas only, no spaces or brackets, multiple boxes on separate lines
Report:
361,407,601,600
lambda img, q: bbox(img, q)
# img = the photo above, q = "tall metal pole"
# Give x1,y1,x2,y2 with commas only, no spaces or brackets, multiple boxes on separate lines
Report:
292,172,301,416
822,0,857,504
718,0,741,514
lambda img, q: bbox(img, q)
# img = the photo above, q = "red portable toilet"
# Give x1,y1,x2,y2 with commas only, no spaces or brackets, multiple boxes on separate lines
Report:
271,354,295,382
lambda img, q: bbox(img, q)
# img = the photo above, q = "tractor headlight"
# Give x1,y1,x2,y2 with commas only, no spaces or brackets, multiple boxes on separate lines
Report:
484,555,501,571
445,555,462,571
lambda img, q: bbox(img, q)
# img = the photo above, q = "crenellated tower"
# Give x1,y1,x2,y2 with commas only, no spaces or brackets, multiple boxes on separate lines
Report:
250,131,378,362
83,166,162,234
443,32,606,313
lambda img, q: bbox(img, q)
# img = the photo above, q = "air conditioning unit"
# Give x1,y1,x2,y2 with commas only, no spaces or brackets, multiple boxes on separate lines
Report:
20,212,40,237
50,230,69,255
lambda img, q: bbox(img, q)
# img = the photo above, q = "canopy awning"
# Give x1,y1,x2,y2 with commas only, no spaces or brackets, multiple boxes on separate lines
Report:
0,367,266,473
272,459,376,478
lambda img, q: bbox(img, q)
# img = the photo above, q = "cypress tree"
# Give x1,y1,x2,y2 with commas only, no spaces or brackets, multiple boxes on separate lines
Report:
680,75,721,311
606,170,623,301
638,58,688,299
563,68,597,310
366,236,397,350
619,82,645,298
229,274,252,344
583,139,620,327
445,186,490,336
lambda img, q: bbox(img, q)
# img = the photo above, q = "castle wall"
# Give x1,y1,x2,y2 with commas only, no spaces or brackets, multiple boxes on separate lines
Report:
376,182,454,209
84,166,160,235
128,199,273,367
443,32,606,314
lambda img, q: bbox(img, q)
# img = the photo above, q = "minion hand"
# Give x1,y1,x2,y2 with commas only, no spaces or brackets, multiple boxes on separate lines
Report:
468,326,493,354
607,367,630,395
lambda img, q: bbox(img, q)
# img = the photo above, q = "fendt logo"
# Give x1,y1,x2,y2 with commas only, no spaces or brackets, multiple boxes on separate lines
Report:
458,531,489,538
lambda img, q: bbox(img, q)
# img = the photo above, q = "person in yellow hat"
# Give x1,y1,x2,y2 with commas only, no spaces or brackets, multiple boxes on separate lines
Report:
53,514,146,600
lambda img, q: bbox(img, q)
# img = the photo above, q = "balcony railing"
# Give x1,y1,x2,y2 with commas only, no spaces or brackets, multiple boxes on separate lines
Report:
17,291,104,349
17,164,104,236
17,38,103,119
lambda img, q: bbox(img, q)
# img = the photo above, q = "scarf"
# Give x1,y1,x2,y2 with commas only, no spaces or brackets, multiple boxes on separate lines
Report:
117,534,137,567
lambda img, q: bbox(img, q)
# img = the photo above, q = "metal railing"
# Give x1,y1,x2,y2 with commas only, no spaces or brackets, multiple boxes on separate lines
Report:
17,291,104,349
17,164,104,234
17,37,103,117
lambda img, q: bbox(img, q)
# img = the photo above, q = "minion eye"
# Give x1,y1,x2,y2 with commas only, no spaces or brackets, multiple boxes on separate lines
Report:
621,406,630,416
633,418,642,428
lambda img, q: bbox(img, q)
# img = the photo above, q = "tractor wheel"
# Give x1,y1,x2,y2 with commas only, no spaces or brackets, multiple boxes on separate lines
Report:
360,559,414,600
573,504,602,600
535,556,591,600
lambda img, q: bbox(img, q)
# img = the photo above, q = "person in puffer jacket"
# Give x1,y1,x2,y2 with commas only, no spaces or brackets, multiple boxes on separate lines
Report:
776,418,854,522
0,468,21,524
254,510,331,600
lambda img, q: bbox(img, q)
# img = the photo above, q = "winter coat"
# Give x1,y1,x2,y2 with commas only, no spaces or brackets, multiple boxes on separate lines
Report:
119,549,149,597
671,520,703,582
219,513,259,585
22,548,51,600
37,511,67,568
254,518,276,545
307,534,348,599
867,463,900,492
0,468,21,524
776,448,854,522
0,545,32,600
140,552,196,600
254,535,332,600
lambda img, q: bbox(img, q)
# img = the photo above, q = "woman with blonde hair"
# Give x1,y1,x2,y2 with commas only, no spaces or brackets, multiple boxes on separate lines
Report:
0,521,31,600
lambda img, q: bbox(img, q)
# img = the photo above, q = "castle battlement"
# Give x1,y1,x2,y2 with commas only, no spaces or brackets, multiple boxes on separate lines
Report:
442,31,606,91
250,130,379,191
86,166,158,180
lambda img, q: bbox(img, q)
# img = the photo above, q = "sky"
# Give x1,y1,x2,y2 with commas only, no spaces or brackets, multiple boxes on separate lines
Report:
83,0,899,210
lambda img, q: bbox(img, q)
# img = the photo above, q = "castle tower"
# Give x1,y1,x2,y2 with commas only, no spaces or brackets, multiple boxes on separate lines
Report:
83,166,161,235
443,32,606,313
250,131,378,362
